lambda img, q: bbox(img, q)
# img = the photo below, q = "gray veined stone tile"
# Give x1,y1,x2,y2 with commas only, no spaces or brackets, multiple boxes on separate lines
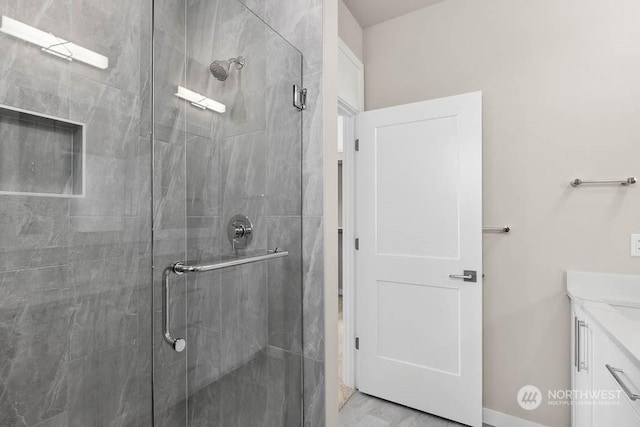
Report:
303,216,324,360
153,28,187,144
187,324,222,394
68,216,145,262
220,371,268,427
0,265,70,427
262,0,323,75
0,0,71,118
220,131,268,252
264,21,303,88
69,255,139,360
303,356,325,427
32,412,69,427
266,81,303,216
0,196,70,271
136,256,153,378
68,343,139,427
187,215,221,262
154,0,187,40
210,0,268,139
0,0,71,39
139,0,153,139
153,358,188,427
219,262,267,376
339,392,468,427
238,0,267,20
266,346,303,427
187,267,221,331
186,135,221,217
154,139,187,231
0,196,69,248
69,152,139,217
302,71,324,217
68,74,140,158
187,378,221,427
70,0,142,95
185,0,222,138
267,216,303,354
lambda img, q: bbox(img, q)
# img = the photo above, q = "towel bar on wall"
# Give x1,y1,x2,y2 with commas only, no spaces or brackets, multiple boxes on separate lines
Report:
570,177,636,187
483,226,510,233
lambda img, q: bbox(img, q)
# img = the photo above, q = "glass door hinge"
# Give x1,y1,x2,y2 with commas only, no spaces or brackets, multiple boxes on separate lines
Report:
293,85,307,111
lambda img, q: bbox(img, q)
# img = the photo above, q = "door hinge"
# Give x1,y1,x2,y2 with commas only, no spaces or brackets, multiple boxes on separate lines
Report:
355,337,360,350
355,238,359,250
293,85,307,110
355,139,360,151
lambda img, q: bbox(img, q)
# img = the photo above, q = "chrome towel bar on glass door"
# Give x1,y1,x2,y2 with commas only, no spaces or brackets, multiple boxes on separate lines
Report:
162,249,289,352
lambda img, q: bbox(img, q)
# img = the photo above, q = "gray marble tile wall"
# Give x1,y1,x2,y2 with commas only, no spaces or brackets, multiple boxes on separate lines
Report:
0,1,153,427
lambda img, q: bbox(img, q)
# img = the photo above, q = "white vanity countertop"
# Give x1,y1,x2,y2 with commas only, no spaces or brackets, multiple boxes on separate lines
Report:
567,271,640,366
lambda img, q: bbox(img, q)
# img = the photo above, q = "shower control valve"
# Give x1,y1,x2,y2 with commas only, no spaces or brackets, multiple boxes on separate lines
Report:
227,215,254,250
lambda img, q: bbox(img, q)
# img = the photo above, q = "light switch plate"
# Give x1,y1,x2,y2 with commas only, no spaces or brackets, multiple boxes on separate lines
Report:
631,234,640,257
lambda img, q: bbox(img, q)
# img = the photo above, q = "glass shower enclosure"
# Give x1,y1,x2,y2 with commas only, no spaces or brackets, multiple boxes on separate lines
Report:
0,0,304,425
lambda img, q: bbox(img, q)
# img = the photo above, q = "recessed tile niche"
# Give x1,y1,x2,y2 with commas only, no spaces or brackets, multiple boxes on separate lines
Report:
0,105,84,197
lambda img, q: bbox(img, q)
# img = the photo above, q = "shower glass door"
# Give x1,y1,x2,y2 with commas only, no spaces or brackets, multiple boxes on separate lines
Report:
151,0,304,425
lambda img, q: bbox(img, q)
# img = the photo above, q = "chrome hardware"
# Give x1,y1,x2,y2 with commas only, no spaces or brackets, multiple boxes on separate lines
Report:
571,177,636,187
355,238,360,250
606,365,640,401
162,266,186,352
574,316,579,369
575,318,588,372
483,226,510,233
355,139,360,151
355,337,360,350
293,84,307,110
174,249,288,274
163,249,289,352
227,215,253,250
449,270,477,283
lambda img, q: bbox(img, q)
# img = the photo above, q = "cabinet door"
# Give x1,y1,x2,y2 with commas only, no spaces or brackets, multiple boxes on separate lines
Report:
572,307,593,427
591,318,640,426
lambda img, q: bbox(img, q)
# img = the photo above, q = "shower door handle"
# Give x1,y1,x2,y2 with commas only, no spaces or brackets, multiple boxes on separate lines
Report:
162,265,186,353
162,249,289,352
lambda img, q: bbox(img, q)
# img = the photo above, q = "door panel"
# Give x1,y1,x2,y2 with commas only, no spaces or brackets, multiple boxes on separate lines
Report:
355,92,482,427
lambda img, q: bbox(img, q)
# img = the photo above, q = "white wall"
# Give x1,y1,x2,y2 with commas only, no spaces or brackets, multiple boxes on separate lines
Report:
338,0,363,61
363,1,640,425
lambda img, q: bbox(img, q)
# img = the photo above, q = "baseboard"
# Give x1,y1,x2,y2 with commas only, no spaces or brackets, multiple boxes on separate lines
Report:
483,408,547,427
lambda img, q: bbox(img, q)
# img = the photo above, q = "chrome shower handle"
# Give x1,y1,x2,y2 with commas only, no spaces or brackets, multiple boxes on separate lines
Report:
162,265,186,353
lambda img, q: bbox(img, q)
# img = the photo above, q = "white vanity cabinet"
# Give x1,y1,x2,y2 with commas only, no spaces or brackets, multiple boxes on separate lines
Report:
571,302,640,427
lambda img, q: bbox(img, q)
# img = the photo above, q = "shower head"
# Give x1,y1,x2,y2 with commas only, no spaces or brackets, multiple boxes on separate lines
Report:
209,56,245,81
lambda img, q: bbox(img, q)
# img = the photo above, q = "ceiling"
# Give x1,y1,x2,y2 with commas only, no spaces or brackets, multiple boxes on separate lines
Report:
343,0,446,28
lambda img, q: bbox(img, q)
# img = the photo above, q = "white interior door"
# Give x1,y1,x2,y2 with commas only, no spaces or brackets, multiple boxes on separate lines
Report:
354,92,483,427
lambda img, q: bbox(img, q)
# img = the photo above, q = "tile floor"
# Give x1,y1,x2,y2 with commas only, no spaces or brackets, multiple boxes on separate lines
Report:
339,391,492,427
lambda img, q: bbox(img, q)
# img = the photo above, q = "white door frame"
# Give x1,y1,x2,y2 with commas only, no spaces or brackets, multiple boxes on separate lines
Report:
337,37,363,392
339,99,358,389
